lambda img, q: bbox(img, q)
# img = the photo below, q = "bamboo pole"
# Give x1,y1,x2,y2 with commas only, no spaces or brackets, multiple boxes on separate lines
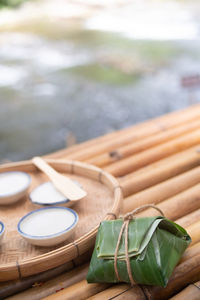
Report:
87,284,145,300
43,280,111,300
105,128,200,177
146,184,200,220
123,145,200,176
169,281,200,300
186,221,200,246
181,242,200,263
177,209,200,228
53,105,200,162
119,146,200,197
0,250,92,299
86,119,200,167
185,221,200,245
5,264,89,300
47,129,122,159
124,184,200,221
0,263,73,299
123,166,200,211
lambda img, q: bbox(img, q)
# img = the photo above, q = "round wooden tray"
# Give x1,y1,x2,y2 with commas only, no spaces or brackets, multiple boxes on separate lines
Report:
0,159,123,281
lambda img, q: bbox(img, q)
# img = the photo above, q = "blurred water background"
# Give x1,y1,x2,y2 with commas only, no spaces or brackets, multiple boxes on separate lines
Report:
0,0,200,162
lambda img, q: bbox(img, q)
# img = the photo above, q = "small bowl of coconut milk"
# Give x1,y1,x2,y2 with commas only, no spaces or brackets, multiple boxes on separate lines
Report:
29,180,82,207
0,221,5,245
17,207,78,246
0,171,31,205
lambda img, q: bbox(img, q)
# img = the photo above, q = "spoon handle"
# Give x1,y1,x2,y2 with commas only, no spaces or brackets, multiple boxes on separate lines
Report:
32,157,87,201
32,157,59,180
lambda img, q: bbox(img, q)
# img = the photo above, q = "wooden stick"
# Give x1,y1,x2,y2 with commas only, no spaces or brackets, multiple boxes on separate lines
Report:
169,281,200,300
87,119,200,167
120,146,200,197
53,106,200,162
105,128,200,177
123,166,200,212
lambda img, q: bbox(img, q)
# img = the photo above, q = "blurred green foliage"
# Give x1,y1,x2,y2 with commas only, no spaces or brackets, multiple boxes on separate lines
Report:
0,0,27,8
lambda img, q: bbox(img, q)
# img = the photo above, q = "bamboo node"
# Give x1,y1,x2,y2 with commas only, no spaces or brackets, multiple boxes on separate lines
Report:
72,242,80,258
109,150,123,160
98,170,105,183
141,285,153,300
70,161,75,174
16,260,22,280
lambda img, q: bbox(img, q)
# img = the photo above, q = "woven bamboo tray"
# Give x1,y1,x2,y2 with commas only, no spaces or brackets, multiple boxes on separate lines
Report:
0,159,123,282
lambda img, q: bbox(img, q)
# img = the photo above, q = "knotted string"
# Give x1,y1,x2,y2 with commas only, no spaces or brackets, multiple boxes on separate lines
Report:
113,204,164,286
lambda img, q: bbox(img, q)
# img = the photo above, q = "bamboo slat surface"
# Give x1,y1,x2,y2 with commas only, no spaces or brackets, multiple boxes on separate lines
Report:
1,104,200,299
169,281,200,300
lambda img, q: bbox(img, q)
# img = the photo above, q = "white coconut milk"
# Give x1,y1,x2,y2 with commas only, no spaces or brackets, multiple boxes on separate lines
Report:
0,172,30,197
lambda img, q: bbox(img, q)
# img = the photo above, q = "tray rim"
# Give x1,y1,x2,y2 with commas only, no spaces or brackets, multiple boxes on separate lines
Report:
0,158,123,281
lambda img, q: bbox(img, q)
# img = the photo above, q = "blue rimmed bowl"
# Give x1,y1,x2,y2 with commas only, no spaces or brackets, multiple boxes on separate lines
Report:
0,221,5,245
0,171,31,205
17,207,78,246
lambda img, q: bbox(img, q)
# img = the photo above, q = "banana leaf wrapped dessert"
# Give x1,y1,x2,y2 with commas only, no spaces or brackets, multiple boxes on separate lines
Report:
87,205,191,287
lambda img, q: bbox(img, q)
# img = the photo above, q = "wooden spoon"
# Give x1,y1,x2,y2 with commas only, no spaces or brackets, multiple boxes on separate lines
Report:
32,157,87,201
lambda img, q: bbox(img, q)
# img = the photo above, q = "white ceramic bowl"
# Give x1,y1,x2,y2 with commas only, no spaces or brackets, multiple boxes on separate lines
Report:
0,171,31,205
29,181,81,207
0,221,5,245
17,207,78,246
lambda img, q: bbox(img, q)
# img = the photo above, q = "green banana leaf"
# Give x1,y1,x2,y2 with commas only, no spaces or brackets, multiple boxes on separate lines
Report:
87,216,191,287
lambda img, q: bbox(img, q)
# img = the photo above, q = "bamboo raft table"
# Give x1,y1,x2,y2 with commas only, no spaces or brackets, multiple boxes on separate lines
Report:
1,104,200,299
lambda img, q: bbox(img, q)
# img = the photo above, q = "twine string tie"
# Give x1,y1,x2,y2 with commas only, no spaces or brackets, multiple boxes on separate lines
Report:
113,204,164,286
